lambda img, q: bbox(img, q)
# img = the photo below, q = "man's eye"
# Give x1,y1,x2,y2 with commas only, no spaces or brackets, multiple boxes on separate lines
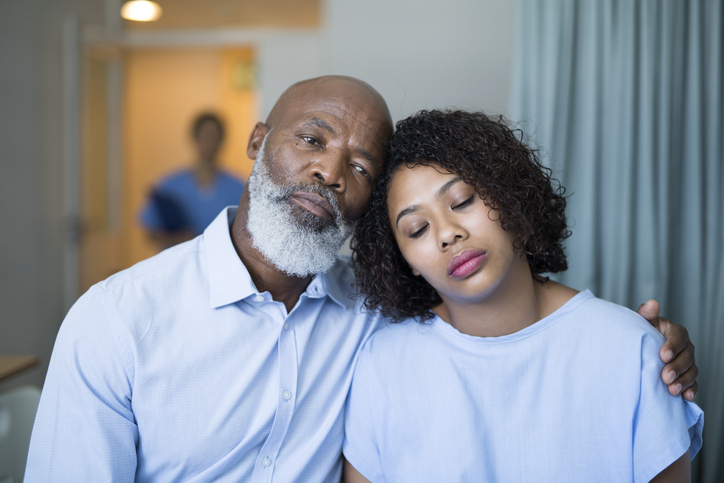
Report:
410,225,428,238
452,196,474,210
353,165,370,178
301,136,319,146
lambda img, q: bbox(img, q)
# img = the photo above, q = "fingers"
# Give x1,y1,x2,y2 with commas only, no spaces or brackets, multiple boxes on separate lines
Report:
637,299,661,324
658,317,687,363
662,340,697,397
682,382,699,402
636,299,698,399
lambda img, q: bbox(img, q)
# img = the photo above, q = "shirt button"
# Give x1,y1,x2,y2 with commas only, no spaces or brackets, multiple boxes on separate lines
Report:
282,390,292,400
283,322,289,330
255,294,264,302
262,457,271,467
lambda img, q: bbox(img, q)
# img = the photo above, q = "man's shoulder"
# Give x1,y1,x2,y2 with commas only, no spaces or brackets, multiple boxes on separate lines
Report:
94,236,206,302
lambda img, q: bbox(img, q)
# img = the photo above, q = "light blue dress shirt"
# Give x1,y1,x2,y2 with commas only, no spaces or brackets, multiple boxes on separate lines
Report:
344,290,704,483
26,207,382,482
140,169,245,235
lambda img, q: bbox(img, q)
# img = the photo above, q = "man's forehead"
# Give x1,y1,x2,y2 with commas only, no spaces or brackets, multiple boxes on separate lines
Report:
268,76,392,132
288,93,386,125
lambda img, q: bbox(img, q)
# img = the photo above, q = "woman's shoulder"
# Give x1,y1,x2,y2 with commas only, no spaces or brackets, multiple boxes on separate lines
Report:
552,289,666,353
360,317,438,362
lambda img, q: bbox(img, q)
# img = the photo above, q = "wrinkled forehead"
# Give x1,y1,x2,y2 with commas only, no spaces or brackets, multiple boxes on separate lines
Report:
291,93,389,131
272,78,391,129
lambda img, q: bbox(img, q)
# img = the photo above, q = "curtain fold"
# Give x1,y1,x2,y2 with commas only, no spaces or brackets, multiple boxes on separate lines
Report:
511,1,723,481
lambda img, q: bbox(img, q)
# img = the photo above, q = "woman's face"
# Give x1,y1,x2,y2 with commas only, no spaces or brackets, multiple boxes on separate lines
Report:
387,163,529,305
195,120,223,162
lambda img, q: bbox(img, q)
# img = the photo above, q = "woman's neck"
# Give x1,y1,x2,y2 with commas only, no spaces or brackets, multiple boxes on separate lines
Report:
433,264,577,338
194,161,217,188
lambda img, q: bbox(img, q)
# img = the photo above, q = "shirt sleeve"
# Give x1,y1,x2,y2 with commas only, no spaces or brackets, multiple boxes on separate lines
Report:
343,340,387,483
25,287,139,482
632,330,704,482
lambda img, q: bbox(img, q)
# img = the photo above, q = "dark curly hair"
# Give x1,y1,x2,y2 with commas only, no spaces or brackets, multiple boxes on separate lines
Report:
351,109,570,322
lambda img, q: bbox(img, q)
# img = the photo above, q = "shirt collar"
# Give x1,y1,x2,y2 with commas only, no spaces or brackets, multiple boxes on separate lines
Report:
204,207,353,310
205,207,258,308
306,260,355,310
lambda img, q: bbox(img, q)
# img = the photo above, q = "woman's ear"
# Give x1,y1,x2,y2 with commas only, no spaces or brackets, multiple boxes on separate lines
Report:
411,267,421,276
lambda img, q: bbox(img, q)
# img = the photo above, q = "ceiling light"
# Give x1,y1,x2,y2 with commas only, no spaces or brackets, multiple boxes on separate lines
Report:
121,1,163,22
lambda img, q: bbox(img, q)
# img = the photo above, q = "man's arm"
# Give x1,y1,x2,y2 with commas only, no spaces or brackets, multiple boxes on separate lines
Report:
25,288,138,482
650,450,691,483
343,458,373,483
636,300,698,400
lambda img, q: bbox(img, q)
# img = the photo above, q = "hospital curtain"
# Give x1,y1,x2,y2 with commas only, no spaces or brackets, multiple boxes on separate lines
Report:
510,1,723,481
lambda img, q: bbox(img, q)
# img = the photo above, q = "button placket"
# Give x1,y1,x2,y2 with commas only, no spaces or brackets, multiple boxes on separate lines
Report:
250,313,299,482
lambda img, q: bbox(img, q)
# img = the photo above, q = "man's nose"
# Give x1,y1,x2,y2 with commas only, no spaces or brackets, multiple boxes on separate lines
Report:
308,150,347,192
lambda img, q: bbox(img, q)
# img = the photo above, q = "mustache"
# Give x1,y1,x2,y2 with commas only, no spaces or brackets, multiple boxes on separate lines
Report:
275,182,346,224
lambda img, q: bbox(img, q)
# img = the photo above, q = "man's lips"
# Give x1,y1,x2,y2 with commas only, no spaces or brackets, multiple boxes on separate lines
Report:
448,249,487,278
289,191,335,220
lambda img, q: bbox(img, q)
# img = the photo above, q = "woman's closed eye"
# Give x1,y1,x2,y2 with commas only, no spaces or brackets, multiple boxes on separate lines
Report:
410,224,429,238
452,196,475,210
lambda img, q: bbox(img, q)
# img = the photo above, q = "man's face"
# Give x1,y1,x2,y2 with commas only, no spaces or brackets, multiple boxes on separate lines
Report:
244,78,393,277
246,136,357,277
255,81,392,224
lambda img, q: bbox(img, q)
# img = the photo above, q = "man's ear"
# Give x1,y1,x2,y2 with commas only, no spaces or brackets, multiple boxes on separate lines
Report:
247,122,270,160
411,267,420,276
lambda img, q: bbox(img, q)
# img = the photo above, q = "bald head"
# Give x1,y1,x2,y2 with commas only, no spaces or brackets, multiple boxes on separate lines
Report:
266,76,392,134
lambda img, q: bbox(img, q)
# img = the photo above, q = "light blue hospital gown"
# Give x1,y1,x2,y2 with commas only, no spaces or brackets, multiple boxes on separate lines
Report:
343,290,703,483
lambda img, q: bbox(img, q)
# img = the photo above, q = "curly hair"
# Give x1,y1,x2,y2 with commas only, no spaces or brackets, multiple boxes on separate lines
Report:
351,110,570,322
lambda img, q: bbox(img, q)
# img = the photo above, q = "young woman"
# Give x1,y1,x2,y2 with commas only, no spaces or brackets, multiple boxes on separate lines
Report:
344,110,703,482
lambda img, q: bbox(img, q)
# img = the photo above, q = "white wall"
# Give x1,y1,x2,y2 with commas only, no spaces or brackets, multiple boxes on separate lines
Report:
256,0,516,122
0,0,105,390
325,0,516,122
257,34,328,120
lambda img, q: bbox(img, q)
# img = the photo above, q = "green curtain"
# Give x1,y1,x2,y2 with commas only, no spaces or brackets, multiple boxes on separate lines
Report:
510,0,723,481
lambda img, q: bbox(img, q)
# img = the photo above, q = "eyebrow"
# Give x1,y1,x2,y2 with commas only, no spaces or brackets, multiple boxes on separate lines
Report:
304,117,336,135
395,176,462,227
356,148,380,168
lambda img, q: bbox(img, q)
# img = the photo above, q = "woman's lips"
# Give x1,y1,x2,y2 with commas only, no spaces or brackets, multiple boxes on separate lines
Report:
289,192,335,220
448,249,487,278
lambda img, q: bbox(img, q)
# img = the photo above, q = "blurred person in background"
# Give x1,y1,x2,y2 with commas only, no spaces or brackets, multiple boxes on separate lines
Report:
139,112,245,249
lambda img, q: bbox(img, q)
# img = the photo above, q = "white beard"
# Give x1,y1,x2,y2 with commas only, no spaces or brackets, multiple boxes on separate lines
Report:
245,136,355,277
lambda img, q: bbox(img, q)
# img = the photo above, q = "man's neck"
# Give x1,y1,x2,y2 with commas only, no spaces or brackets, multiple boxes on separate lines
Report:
230,193,313,314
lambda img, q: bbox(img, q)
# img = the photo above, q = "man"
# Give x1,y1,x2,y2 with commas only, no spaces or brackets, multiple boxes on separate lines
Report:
26,76,698,482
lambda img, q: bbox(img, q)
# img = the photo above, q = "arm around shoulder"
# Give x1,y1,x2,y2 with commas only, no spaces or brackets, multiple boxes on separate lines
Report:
25,288,138,482
650,450,690,483
343,457,373,483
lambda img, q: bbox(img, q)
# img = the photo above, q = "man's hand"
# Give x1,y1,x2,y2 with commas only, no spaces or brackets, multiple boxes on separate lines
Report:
637,300,698,401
